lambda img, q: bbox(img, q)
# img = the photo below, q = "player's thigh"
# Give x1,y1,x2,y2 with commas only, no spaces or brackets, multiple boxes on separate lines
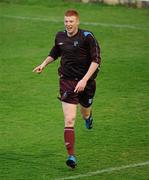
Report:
62,101,77,126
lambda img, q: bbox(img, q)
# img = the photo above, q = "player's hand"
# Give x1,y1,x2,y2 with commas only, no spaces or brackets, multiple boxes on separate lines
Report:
32,65,44,74
74,79,87,93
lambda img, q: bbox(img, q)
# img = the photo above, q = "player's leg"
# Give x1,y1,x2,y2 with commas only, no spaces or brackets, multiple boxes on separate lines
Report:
80,105,91,119
62,101,77,168
59,79,79,168
62,101,77,127
80,105,93,129
79,80,96,129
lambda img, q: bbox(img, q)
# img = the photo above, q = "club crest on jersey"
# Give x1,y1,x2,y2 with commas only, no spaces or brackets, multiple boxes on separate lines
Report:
73,41,79,47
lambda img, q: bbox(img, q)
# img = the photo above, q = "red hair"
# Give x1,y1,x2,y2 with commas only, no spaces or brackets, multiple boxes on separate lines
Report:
64,9,79,18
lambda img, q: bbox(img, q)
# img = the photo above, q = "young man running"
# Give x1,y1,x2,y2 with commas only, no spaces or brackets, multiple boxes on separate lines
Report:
33,9,101,168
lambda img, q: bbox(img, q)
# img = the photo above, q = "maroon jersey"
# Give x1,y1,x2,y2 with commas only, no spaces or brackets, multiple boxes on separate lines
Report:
49,29,101,80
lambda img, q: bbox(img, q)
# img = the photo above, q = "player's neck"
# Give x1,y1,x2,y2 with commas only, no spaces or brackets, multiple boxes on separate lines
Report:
67,28,79,37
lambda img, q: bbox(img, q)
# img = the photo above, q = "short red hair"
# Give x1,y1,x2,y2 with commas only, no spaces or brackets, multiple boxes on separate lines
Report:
64,9,79,18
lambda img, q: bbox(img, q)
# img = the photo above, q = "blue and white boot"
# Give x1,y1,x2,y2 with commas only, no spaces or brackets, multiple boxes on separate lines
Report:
85,114,93,129
66,155,77,169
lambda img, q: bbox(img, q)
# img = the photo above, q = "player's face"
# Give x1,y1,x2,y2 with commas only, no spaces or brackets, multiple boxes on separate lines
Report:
64,16,79,37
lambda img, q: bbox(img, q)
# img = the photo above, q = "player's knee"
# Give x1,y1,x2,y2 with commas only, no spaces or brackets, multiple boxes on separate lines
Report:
80,105,91,119
65,115,76,127
65,120,74,127
81,111,90,119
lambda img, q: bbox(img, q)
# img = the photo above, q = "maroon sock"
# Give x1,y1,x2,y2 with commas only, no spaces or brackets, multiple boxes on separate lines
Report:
64,127,75,156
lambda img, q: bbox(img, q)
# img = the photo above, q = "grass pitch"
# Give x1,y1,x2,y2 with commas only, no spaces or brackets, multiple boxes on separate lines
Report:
0,1,149,179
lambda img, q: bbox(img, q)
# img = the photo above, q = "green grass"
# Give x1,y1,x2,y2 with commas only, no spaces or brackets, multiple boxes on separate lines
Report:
0,1,149,180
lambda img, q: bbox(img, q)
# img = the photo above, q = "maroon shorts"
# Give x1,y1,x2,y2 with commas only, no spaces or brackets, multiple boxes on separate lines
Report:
59,78,96,107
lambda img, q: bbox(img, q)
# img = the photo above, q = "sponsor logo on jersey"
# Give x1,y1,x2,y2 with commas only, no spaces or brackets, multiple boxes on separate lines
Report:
58,42,64,45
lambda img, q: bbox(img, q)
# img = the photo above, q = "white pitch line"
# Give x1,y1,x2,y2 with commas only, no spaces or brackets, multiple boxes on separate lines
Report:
53,161,149,180
1,15,148,30
2,15,61,23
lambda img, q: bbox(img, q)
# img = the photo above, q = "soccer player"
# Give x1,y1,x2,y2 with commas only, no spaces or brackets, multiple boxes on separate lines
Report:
33,9,101,169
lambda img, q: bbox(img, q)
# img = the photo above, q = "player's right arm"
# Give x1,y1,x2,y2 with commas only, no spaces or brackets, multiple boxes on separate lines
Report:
33,56,54,74
33,33,61,74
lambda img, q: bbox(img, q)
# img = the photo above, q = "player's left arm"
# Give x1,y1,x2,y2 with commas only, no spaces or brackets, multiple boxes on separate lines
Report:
74,32,101,93
74,62,99,93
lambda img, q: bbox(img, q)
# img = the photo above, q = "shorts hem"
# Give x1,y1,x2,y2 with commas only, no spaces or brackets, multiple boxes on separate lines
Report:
61,100,79,105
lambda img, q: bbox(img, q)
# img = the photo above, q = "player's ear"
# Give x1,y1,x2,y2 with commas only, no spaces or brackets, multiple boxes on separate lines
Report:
77,19,80,25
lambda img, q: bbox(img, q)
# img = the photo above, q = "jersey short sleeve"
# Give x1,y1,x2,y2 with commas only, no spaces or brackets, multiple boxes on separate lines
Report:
48,33,61,60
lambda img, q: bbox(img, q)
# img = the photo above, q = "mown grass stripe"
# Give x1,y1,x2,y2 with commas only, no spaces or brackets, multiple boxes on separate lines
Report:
2,15,148,30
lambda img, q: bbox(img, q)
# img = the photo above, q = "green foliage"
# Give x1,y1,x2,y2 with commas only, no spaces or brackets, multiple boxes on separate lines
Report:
0,1,149,180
